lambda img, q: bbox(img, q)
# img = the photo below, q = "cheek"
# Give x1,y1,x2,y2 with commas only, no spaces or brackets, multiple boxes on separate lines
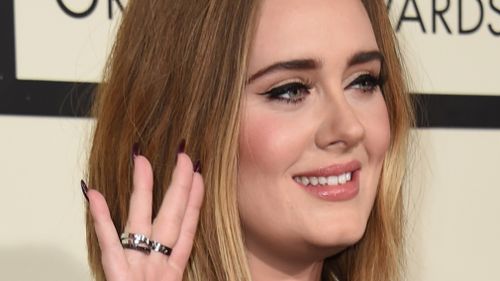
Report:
238,109,311,176
360,95,391,161
239,115,280,172
237,107,314,227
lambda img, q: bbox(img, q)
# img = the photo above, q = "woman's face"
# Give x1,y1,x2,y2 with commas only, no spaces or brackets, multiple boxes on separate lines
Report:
238,0,390,264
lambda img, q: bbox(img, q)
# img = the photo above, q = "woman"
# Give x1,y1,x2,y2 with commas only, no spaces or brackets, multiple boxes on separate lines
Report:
82,0,414,280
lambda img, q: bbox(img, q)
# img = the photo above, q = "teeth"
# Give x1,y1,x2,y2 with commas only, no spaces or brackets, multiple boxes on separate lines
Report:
339,174,346,184
318,176,327,185
310,177,319,186
327,175,338,185
294,172,353,187
301,176,310,185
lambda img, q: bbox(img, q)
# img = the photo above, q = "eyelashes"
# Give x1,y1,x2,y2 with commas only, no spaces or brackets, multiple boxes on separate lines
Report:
262,81,313,104
261,73,384,105
347,73,384,93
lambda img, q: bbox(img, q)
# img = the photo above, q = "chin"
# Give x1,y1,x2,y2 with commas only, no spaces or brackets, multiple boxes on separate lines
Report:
308,231,367,260
306,215,369,253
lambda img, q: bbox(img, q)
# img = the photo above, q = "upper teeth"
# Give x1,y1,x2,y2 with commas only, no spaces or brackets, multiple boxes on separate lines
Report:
293,172,353,186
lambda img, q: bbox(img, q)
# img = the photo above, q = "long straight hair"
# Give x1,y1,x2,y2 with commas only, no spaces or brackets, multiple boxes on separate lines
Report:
86,0,259,280
85,1,413,281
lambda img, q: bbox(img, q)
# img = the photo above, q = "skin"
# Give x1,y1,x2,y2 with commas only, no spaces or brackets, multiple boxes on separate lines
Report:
238,0,390,280
87,153,205,281
88,0,389,280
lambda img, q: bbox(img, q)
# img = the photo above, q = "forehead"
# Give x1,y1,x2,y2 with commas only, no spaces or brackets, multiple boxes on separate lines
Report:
249,0,378,71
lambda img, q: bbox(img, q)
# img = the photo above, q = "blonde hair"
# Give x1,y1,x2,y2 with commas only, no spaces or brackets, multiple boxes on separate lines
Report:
85,1,413,281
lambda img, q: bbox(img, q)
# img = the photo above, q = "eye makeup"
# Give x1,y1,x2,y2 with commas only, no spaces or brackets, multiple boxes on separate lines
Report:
257,68,386,106
260,79,313,105
346,73,384,93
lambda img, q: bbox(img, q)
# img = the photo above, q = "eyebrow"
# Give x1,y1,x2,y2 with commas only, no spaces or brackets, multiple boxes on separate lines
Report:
247,50,384,84
347,50,384,67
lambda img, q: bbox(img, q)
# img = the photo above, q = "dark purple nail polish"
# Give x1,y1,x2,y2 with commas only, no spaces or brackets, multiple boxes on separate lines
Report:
80,179,89,202
193,160,202,174
177,139,186,154
132,143,140,157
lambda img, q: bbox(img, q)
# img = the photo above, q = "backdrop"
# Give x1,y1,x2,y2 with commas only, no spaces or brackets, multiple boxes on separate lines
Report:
0,1,499,280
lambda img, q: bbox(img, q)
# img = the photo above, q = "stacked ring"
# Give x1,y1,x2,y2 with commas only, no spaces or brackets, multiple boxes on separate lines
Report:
149,240,173,256
120,232,151,254
120,232,173,256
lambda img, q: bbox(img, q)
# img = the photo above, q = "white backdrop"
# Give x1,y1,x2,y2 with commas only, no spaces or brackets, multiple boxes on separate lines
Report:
1,0,499,280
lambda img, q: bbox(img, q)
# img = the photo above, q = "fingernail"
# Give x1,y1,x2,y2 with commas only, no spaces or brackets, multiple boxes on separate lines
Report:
175,139,186,162
80,179,89,202
177,139,186,154
132,142,140,157
193,160,202,174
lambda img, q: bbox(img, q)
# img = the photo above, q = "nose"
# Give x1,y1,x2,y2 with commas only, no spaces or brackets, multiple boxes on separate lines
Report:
315,92,365,151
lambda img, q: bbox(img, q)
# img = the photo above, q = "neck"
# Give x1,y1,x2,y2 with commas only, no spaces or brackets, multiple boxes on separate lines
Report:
246,248,325,281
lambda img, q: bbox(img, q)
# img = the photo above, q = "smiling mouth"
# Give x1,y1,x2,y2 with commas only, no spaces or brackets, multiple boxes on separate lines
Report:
291,160,361,187
293,172,353,187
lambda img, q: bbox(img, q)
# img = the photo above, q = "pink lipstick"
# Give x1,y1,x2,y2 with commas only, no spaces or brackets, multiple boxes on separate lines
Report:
293,160,361,201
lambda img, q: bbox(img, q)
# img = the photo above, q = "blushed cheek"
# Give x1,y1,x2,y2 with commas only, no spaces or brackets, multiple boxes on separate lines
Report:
239,114,277,172
239,109,308,176
365,98,391,163
237,109,302,229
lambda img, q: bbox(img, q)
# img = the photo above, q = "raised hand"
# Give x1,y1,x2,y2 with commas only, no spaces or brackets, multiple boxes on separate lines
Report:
81,142,204,281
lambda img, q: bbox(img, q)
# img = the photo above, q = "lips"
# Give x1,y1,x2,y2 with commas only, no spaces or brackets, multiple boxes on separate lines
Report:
293,171,353,187
292,160,361,201
293,160,361,181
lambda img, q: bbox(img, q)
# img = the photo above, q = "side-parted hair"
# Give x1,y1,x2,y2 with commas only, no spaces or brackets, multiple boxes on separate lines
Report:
85,1,414,281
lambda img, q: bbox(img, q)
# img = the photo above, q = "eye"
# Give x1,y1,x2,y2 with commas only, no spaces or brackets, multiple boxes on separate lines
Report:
262,82,312,104
346,73,383,93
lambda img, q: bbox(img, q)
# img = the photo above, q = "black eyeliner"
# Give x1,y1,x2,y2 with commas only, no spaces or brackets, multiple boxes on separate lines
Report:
347,73,383,92
263,82,311,98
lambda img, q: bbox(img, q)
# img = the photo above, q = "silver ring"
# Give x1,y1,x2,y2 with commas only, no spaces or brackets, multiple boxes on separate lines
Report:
148,240,173,256
121,238,151,254
120,232,151,254
120,232,150,244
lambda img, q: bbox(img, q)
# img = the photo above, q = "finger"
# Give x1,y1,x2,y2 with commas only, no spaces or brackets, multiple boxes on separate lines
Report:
150,153,194,261
167,172,204,273
126,155,154,232
88,189,129,281
123,155,154,260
